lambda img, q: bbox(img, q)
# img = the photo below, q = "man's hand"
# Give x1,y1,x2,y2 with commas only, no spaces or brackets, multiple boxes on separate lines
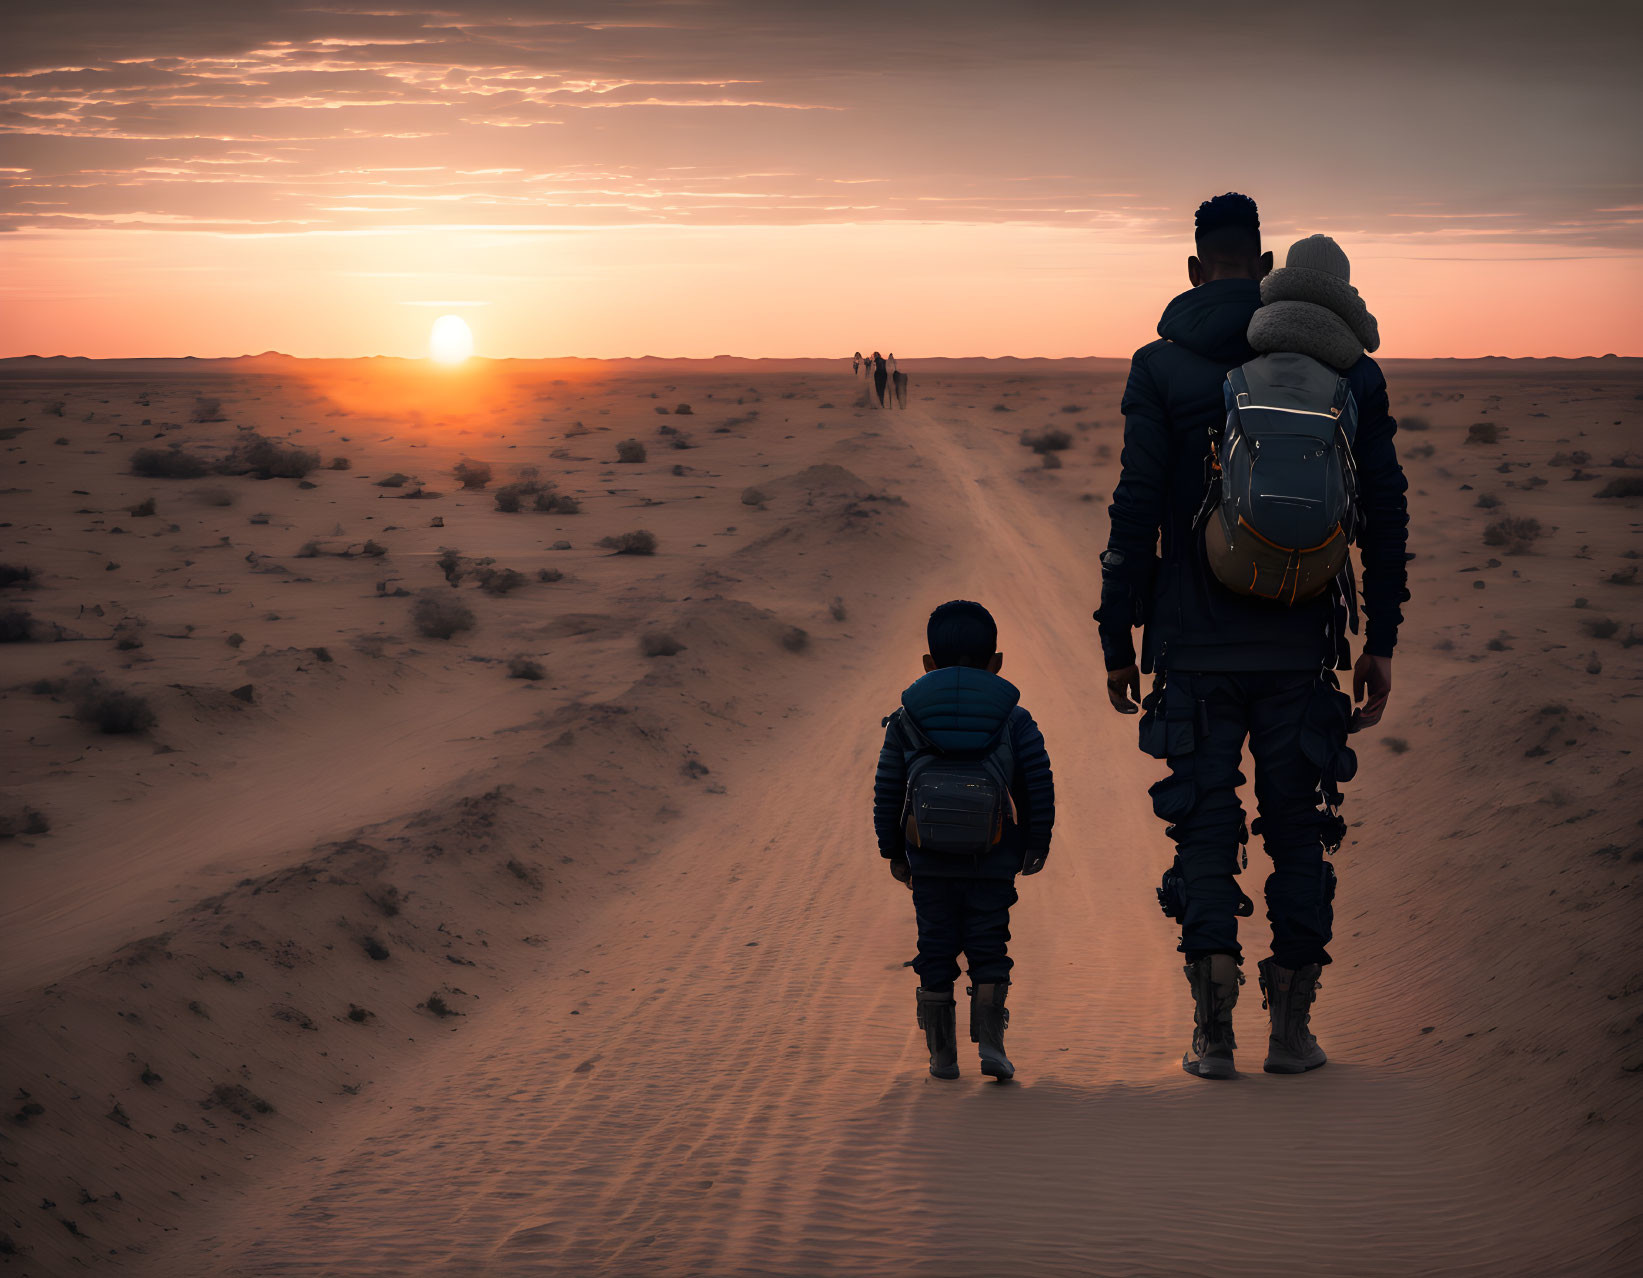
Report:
1351,653,1393,731
1106,663,1141,715
888,856,912,889
1021,853,1047,877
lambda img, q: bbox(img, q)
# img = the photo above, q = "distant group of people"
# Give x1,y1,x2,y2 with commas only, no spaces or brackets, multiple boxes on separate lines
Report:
853,350,908,409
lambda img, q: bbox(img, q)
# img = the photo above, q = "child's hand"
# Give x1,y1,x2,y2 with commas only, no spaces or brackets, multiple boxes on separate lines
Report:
889,856,912,889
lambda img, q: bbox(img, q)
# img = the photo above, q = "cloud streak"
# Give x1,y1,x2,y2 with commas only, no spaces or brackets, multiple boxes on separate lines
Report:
1,0,1637,247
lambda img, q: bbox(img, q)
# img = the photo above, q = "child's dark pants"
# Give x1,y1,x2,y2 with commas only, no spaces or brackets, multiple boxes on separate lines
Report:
911,875,1018,989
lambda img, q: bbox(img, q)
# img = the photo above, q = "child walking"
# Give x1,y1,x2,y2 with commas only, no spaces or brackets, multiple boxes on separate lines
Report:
874,600,1055,1080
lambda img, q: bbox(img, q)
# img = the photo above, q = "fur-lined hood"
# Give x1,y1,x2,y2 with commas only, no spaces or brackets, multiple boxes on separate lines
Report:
1248,237,1379,372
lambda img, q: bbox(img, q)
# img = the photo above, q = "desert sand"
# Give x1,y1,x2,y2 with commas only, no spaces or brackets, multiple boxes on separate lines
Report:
1,355,1640,1276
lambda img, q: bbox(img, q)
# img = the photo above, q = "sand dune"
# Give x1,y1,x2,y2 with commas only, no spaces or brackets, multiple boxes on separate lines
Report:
1,360,1640,1275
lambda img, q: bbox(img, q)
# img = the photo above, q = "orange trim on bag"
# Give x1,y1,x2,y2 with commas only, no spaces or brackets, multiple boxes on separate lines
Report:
1236,517,1344,555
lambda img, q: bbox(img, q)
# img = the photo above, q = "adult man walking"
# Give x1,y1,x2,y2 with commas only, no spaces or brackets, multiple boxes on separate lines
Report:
1095,193,1409,1079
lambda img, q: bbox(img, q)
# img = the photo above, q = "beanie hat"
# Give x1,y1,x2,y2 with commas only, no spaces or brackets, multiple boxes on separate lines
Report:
1283,233,1352,281
1247,234,1380,370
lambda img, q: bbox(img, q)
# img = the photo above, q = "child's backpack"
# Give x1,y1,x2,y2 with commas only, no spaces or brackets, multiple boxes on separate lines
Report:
1198,351,1360,604
892,710,1015,857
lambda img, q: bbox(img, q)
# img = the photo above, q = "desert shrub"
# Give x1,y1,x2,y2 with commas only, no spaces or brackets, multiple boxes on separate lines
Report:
1482,516,1542,554
992,404,1013,413
1400,415,1430,432
1475,492,1500,509
477,567,527,596
132,446,211,478
0,608,35,642
507,858,543,887
1381,737,1410,754
412,589,474,639
536,567,563,583
453,458,492,489
426,993,456,1018
1549,450,1591,467
829,596,847,621
436,547,464,585
207,1083,273,1117
1595,477,1643,499
494,484,528,513
0,564,33,590
535,491,580,514
1465,423,1501,445
670,433,695,450
1041,451,1063,470
190,398,225,423
507,656,546,680
599,529,657,555
44,400,65,416
640,630,684,657
220,433,319,479
741,486,769,508
1406,443,1435,460
0,804,50,838
1583,617,1621,640
780,626,810,653
329,456,350,470
1020,428,1072,454
376,472,409,488
296,540,320,558
194,485,236,506
674,403,693,415
616,438,646,463
74,685,156,734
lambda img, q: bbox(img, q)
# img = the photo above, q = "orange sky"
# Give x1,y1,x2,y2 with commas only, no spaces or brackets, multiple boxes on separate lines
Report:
3,1,1640,359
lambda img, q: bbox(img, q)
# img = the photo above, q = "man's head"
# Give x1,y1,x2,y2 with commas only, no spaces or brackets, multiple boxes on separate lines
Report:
923,599,1003,674
1189,192,1272,286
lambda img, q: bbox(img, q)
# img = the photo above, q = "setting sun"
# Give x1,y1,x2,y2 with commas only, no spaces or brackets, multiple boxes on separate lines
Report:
429,314,474,365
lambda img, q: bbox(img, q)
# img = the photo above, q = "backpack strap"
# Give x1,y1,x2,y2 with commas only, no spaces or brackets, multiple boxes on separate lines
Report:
889,706,932,757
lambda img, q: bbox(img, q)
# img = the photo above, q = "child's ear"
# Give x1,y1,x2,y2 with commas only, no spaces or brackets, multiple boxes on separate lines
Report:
988,652,1003,674
922,653,936,672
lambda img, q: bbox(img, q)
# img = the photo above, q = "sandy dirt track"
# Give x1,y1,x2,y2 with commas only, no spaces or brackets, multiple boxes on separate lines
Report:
2,359,1640,1275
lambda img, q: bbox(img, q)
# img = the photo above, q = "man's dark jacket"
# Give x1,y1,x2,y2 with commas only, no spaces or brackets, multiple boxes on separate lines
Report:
1096,278,1409,674
874,667,1054,880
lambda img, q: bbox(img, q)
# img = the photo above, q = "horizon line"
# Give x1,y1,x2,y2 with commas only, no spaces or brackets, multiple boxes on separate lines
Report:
3,352,1640,364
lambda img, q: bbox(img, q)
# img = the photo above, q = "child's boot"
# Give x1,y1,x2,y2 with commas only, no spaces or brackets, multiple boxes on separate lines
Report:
1257,959,1327,1074
915,987,960,1080
969,981,1014,1080
1182,953,1241,1079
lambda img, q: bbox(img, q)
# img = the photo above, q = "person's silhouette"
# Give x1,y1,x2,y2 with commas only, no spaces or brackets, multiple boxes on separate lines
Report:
871,351,888,406
853,350,862,377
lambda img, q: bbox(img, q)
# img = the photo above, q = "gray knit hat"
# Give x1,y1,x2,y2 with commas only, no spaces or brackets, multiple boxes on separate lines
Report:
1247,234,1380,369
1284,233,1352,282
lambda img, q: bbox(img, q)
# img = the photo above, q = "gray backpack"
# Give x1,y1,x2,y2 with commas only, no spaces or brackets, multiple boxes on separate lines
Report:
892,710,1015,857
1200,351,1359,604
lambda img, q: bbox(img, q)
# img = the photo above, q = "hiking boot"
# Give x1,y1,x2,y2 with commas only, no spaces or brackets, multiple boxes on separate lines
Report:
915,987,960,1080
969,982,1014,1081
1182,953,1242,1080
1258,959,1327,1074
